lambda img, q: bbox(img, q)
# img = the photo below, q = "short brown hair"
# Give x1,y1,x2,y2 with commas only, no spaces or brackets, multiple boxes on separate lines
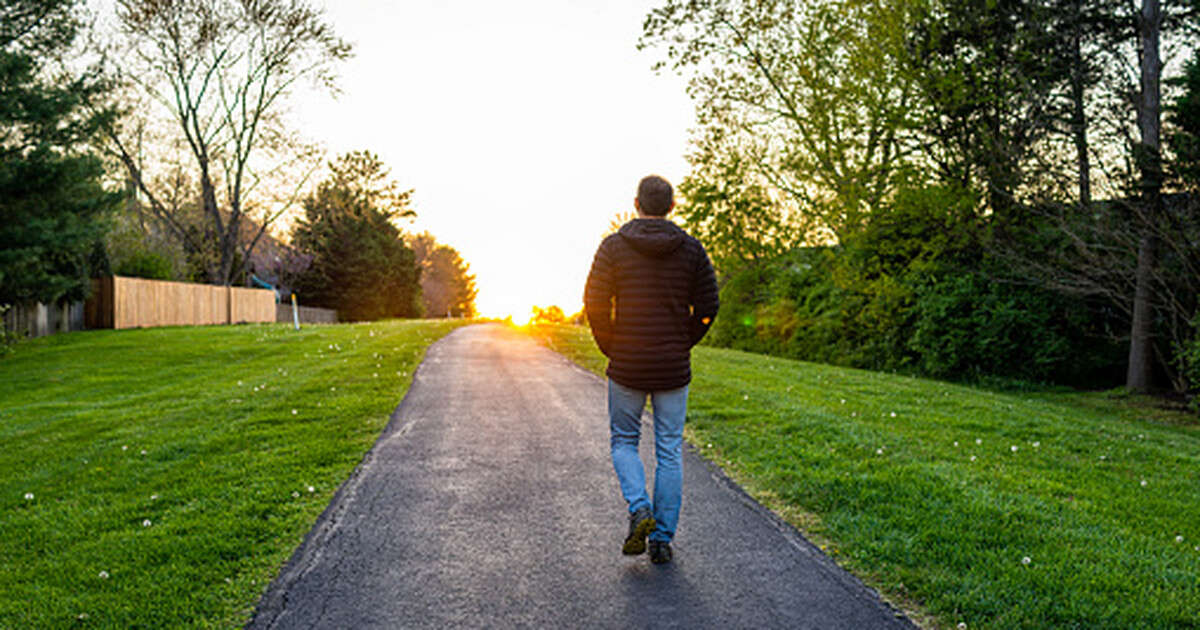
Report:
637,175,673,216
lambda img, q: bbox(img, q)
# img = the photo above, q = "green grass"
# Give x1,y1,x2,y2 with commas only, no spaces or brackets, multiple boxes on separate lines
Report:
527,324,1200,630
0,319,467,628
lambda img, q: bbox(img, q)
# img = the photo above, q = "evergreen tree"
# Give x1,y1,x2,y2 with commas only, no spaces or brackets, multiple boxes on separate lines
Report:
0,0,121,305
291,152,422,321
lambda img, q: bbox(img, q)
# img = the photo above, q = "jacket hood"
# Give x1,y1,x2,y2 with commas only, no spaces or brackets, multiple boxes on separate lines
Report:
618,218,686,257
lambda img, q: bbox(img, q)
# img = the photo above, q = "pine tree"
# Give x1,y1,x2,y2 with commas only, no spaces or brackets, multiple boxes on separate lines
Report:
0,0,121,305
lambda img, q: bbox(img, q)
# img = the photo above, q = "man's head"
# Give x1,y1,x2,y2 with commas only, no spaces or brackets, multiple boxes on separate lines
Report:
635,175,674,217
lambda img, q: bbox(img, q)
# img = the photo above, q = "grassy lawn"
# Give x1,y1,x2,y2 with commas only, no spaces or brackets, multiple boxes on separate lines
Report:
0,319,467,628
527,324,1200,630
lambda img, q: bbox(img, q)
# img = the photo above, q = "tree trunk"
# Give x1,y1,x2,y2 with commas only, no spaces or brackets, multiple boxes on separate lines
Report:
1070,0,1091,206
1127,0,1162,392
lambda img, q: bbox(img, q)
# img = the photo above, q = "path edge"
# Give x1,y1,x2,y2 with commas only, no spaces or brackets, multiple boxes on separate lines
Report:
551,344,917,628
244,328,466,630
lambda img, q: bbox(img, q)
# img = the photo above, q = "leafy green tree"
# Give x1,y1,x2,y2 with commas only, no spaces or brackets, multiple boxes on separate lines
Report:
0,0,122,305
409,232,477,318
291,152,421,321
641,0,922,243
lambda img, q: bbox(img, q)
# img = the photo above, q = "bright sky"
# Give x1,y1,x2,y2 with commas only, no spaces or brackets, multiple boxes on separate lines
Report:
293,0,695,319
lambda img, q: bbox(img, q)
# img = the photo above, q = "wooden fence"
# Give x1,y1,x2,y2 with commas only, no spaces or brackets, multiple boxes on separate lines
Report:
2,301,85,338
86,276,275,329
276,303,338,324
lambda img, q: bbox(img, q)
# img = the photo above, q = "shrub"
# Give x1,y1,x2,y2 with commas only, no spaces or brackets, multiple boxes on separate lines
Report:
114,251,175,280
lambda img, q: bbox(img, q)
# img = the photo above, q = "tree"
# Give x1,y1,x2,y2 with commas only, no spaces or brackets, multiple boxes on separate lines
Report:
291,151,421,321
409,232,477,318
0,0,122,305
641,0,922,242
97,0,351,286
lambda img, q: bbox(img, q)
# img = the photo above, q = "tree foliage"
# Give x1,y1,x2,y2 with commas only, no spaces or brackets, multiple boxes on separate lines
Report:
98,0,351,286
291,151,421,321
409,232,477,318
0,0,122,305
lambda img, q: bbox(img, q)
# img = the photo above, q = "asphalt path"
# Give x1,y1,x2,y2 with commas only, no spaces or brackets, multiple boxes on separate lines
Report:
248,324,915,629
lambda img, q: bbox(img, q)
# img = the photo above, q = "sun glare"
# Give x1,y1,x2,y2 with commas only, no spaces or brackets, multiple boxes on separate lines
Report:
509,311,532,327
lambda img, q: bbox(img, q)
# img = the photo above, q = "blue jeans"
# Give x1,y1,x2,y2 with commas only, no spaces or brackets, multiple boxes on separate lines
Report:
608,380,688,543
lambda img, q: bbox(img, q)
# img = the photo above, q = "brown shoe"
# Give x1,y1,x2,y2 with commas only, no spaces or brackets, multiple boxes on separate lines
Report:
622,507,656,555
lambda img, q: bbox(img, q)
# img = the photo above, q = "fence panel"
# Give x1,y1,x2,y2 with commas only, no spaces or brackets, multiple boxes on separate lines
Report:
88,276,274,329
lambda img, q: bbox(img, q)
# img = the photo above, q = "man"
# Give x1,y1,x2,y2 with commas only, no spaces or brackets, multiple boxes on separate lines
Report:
583,175,719,564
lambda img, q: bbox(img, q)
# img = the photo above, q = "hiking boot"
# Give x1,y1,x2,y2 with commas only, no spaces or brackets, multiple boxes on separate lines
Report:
649,540,672,564
622,507,656,555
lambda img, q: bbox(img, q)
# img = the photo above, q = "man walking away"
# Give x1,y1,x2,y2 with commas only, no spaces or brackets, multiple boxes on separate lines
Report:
583,175,719,564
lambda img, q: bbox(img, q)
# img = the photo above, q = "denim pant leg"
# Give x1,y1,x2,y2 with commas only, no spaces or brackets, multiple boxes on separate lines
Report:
608,380,651,515
649,385,688,542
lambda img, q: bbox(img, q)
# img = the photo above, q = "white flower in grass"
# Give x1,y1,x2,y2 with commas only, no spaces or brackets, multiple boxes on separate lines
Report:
142,519,152,527
742,395,749,401
23,492,33,500
957,624,967,630
1176,535,1184,543
140,450,147,455
840,399,846,404
975,438,982,445
969,455,977,462
150,494,158,500
121,445,128,451
953,441,959,447
98,570,109,579
253,386,260,392
876,448,884,455
307,486,315,493
1021,556,1031,566
373,373,378,378
292,491,300,498
1140,479,1148,487
1032,441,1040,448
890,412,896,418
1099,455,1107,460
291,409,298,415
1011,445,1018,453
330,386,336,391
237,380,243,386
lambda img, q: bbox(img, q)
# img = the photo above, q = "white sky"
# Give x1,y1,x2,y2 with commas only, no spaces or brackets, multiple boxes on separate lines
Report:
292,0,695,319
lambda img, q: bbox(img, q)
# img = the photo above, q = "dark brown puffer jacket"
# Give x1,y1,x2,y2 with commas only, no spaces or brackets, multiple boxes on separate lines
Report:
584,218,719,391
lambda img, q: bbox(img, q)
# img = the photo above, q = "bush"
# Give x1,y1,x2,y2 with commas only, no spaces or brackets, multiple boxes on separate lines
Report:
909,271,1123,386
114,251,175,280
1181,316,1200,413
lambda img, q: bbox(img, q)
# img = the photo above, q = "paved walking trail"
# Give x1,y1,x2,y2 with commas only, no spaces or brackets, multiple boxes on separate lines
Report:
248,324,914,629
